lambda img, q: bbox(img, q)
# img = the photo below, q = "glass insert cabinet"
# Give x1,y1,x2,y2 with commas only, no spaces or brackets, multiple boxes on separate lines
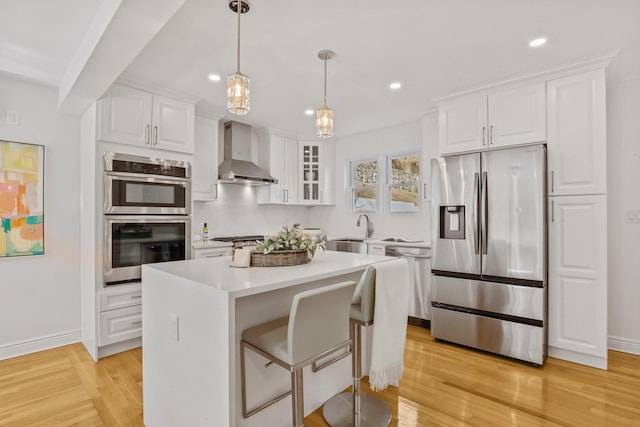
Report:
300,143,322,203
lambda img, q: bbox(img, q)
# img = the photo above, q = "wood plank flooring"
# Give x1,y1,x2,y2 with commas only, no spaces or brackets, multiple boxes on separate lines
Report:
1,325,638,426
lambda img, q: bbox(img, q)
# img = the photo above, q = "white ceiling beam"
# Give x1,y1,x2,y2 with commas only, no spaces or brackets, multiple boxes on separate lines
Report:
57,0,187,115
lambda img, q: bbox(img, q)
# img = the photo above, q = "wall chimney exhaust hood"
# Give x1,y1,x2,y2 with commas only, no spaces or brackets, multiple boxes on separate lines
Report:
218,121,277,185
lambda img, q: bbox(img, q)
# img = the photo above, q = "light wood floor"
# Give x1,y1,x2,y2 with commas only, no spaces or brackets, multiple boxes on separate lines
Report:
1,325,638,426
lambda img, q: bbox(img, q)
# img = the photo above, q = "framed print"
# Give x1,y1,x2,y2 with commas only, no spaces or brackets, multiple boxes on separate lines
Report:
0,140,45,257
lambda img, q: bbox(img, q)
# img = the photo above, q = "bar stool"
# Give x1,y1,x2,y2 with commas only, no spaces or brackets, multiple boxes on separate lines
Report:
240,280,357,427
323,266,393,427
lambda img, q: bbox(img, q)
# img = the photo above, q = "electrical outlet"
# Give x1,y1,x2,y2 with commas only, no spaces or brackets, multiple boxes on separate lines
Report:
5,110,19,126
626,209,640,223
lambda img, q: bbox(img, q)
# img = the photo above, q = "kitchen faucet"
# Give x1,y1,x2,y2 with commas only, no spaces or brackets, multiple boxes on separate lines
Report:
356,214,374,238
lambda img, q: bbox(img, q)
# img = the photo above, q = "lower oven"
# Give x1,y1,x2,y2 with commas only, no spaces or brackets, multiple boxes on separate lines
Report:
104,216,191,286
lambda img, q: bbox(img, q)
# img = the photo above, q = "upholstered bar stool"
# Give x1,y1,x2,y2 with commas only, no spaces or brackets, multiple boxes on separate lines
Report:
323,266,393,427
240,280,357,427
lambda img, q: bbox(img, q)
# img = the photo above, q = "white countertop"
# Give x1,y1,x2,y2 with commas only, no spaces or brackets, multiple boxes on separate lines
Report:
143,250,391,298
326,236,431,249
364,238,431,249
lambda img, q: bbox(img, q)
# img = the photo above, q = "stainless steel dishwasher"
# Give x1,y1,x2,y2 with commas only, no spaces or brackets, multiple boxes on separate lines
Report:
385,245,432,328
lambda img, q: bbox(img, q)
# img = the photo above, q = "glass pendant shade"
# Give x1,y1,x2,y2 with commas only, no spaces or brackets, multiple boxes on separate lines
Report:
316,105,334,138
227,71,250,115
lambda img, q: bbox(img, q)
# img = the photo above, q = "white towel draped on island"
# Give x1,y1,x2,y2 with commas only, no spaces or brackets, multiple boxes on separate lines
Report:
368,258,410,391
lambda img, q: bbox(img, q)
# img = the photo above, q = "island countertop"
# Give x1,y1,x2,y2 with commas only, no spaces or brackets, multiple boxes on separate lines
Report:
142,249,393,427
144,250,391,298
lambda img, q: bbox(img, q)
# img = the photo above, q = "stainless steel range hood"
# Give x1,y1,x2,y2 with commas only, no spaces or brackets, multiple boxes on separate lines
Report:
218,121,277,185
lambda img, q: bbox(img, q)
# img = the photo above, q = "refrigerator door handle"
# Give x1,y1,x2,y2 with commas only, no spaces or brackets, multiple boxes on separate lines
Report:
482,171,488,255
474,172,480,254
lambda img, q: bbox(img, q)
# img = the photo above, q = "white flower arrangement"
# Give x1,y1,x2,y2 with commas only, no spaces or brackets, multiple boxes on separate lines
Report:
255,223,327,257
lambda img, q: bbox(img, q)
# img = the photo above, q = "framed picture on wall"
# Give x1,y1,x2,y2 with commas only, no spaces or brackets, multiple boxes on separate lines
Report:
0,140,45,257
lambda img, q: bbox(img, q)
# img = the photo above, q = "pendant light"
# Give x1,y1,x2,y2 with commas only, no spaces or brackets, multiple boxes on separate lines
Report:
227,0,250,115
316,50,335,138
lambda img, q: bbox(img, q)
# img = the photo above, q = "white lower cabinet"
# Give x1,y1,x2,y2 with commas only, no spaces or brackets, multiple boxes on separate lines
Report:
98,283,143,347
99,305,143,346
193,245,233,259
367,243,385,256
99,286,142,311
548,194,607,369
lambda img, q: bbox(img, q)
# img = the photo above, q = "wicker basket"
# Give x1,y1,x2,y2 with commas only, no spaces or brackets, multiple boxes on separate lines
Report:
250,249,310,267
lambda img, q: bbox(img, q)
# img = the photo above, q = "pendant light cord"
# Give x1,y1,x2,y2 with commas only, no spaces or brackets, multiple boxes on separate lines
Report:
236,1,241,73
323,55,328,107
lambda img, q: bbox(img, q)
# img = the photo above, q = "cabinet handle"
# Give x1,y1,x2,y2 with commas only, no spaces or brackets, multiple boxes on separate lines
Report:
551,200,555,222
131,295,142,299
132,320,142,325
551,171,554,193
205,253,224,258
489,125,494,145
320,190,323,203
482,127,486,146
423,183,427,200
153,126,158,146
145,125,151,145
281,189,285,202
285,189,289,202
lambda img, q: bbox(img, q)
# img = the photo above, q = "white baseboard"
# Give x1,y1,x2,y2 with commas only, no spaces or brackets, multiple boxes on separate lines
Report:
0,330,81,361
97,337,141,359
608,336,640,355
548,346,608,370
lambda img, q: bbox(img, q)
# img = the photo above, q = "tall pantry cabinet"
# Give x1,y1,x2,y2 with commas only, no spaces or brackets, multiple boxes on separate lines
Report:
546,68,608,369
434,56,613,369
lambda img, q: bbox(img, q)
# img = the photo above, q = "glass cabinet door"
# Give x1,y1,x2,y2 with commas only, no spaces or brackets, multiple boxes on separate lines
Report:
300,143,322,203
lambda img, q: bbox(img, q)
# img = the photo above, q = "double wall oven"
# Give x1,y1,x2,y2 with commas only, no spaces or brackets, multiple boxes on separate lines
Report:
103,153,191,286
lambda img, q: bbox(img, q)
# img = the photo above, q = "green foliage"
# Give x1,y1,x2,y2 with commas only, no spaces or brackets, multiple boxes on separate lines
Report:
255,223,327,257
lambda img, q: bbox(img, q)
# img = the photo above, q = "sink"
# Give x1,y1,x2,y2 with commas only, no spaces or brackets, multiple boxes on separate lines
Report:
326,238,367,253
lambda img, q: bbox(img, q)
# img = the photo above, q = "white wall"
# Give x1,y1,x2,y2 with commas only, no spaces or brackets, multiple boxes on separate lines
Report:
193,185,311,238
309,120,430,242
606,48,640,354
0,74,81,359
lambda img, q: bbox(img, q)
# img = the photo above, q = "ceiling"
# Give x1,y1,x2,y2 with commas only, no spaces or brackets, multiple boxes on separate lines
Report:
2,0,640,138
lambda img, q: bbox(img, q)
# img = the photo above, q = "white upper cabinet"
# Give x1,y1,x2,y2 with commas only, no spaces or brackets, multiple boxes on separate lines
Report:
299,142,323,205
257,131,335,206
192,115,220,201
438,95,487,154
546,69,606,196
421,111,438,202
257,132,298,204
99,84,195,154
298,140,336,205
438,82,546,155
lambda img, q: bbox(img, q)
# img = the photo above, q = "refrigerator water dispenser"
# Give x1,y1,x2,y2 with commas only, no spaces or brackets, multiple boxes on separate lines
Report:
439,206,465,239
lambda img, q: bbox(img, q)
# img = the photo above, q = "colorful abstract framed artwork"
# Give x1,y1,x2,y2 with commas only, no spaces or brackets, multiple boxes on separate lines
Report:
0,140,44,257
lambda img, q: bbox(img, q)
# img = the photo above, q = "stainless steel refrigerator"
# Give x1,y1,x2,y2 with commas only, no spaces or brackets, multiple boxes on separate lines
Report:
430,144,547,365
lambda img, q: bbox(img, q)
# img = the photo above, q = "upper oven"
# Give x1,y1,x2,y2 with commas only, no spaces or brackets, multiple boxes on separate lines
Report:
104,152,191,215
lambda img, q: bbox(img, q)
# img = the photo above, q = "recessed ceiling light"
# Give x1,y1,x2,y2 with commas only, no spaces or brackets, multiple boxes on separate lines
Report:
390,82,402,90
529,38,547,48
305,109,314,116
208,74,221,81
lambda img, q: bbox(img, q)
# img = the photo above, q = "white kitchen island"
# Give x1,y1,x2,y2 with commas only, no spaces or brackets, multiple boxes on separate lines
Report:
141,250,390,427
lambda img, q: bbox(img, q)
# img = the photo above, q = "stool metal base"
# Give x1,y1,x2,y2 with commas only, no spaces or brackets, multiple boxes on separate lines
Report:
322,392,392,427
